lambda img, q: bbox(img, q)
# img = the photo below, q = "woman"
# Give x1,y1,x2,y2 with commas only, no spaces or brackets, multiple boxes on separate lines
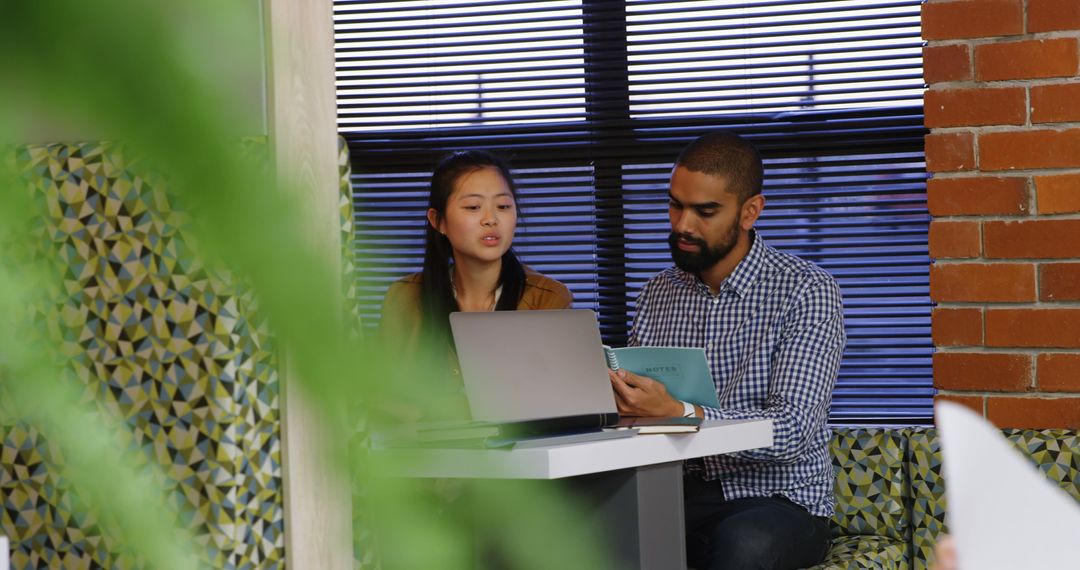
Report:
378,150,572,419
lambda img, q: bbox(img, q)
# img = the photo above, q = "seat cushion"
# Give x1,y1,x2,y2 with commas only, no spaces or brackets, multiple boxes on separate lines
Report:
907,428,945,570
829,428,910,542
1002,429,1080,502
806,535,908,570
908,427,1080,570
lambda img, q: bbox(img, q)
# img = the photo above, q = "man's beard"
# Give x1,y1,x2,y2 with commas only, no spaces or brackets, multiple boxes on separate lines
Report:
668,224,739,273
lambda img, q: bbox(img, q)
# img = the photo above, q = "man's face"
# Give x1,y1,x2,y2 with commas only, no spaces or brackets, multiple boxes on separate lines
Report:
667,166,744,273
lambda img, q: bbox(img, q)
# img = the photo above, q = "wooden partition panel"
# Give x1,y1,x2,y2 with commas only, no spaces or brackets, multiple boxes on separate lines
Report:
262,0,353,568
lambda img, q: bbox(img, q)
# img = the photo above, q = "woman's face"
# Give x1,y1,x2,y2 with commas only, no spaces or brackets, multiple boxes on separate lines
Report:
429,166,517,265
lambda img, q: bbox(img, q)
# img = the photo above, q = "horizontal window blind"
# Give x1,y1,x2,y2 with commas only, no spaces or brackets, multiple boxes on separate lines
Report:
335,0,588,130
336,0,931,424
352,165,601,315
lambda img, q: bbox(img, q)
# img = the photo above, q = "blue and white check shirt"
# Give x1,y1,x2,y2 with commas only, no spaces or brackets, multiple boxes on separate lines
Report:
630,231,845,517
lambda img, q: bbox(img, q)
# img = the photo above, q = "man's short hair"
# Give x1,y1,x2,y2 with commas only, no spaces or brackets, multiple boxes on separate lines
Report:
674,132,764,204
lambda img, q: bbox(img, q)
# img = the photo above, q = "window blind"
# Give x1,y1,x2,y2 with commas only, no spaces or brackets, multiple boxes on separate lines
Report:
336,0,931,424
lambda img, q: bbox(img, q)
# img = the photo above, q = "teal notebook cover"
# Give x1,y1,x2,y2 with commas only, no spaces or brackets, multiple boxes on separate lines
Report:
603,346,721,409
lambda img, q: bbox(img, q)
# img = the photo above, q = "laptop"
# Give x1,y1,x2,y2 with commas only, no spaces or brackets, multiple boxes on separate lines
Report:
449,309,626,443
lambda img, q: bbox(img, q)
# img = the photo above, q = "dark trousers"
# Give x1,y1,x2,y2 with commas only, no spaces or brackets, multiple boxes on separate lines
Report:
684,476,832,570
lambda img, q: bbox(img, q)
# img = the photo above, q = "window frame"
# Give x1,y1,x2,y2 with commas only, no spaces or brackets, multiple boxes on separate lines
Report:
337,0,932,425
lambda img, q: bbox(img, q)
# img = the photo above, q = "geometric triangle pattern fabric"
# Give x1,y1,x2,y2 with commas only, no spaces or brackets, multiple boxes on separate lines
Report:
908,427,1080,570
907,428,946,570
0,139,305,569
808,535,908,570
339,135,364,344
338,136,379,570
1,421,139,570
1003,429,1080,503
808,426,1080,570
827,428,911,542
807,428,911,570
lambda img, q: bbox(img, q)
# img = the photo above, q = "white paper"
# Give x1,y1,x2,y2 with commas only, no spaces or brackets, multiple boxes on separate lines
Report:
937,401,1080,569
1,536,8,570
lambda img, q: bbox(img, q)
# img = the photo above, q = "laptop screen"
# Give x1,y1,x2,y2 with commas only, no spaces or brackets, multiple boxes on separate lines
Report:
449,309,619,424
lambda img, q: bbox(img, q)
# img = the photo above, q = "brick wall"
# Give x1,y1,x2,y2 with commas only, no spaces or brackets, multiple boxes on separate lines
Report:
924,0,1080,428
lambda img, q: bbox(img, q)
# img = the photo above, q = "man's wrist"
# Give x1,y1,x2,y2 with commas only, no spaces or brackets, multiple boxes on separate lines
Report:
681,401,696,418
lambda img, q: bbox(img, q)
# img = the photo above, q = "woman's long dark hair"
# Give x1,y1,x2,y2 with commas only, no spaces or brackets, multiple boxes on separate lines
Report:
420,150,527,341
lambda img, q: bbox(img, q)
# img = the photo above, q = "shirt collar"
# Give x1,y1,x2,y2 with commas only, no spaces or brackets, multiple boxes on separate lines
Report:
671,230,768,298
449,266,503,310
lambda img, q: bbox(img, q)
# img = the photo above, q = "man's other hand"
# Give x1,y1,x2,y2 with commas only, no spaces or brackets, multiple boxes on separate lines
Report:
608,368,684,417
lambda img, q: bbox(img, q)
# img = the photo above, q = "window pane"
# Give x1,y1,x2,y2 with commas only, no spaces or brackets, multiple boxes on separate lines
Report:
626,0,923,118
335,0,587,131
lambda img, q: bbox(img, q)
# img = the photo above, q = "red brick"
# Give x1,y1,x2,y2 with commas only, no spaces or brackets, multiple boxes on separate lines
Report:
929,221,981,259
925,87,1026,127
930,263,1035,302
980,129,1080,171
935,352,1031,391
922,0,1023,40
1029,0,1080,33
933,307,984,347
986,308,1080,348
1041,263,1080,301
923,44,972,83
934,394,985,417
1032,83,1080,124
1037,353,1080,391
975,38,1080,81
985,219,1080,258
927,177,1028,216
987,396,1080,428
926,132,975,172
1035,174,1080,214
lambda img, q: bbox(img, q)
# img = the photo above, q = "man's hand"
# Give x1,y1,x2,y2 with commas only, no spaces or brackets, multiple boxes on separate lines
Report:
608,368,684,417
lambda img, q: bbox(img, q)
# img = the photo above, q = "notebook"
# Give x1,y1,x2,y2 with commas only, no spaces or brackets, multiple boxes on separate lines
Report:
603,345,721,409
449,309,621,431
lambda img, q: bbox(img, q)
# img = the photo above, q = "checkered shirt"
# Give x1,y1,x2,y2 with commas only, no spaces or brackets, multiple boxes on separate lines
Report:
630,231,845,517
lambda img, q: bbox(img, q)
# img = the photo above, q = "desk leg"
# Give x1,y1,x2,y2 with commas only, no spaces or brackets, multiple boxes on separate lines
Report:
567,461,686,570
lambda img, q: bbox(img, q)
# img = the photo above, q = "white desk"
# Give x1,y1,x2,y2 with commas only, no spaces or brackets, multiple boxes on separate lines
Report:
376,419,773,570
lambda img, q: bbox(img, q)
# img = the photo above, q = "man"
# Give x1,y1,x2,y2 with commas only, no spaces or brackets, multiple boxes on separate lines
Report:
609,131,844,570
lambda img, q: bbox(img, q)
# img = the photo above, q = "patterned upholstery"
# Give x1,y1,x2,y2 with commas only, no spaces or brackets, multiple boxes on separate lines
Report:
1,422,137,569
828,429,910,541
906,428,945,570
1002,429,1080,502
907,427,1080,570
339,136,363,342
808,428,911,570
1,140,286,568
810,535,908,570
2,138,360,569
338,138,379,570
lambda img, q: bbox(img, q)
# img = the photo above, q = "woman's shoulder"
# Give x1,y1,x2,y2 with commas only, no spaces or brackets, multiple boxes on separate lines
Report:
521,268,573,309
523,268,565,291
378,272,425,350
393,272,424,287
383,272,423,307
